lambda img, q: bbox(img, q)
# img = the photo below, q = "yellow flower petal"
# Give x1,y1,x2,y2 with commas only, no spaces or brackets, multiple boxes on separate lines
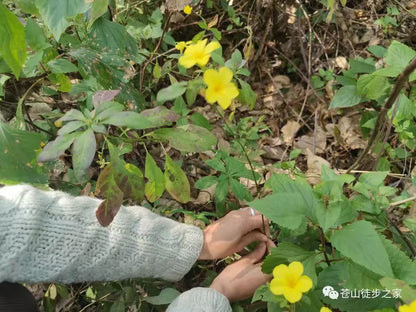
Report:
197,54,211,67
295,275,313,292
272,264,289,278
269,278,285,295
218,66,233,82
179,55,196,68
205,87,218,104
224,82,239,98
175,41,187,52
288,261,304,280
320,307,332,312
217,95,232,110
203,69,219,86
283,288,302,303
399,300,416,312
183,5,192,15
205,41,221,53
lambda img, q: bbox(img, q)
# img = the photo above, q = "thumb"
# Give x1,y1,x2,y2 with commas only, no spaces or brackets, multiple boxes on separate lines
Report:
241,242,267,264
238,230,268,250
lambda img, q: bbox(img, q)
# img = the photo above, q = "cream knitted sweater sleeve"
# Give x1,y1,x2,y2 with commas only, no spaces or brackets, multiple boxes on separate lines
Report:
0,184,231,312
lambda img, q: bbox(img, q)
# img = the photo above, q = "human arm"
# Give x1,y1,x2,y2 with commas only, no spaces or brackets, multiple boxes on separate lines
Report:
0,184,203,283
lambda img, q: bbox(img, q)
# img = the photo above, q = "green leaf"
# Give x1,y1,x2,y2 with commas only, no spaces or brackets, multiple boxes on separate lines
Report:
95,165,124,227
35,0,91,41
315,201,341,233
145,153,165,202
48,59,78,74
90,0,109,26
120,163,144,202
356,74,390,100
331,220,394,277
367,45,387,57
195,176,218,189
102,112,153,129
144,288,180,305
87,18,138,57
249,193,307,230
14,0,40,15
0,122,48,184
385,41,416,73
329,85,363,109
237,79,257,109
380,277,416,304
151,125,217,153
262,242,314,273
72,129,96,182
379,234,416,285
403,217,416,232
109,301,125,312
0,3,27,79
157,82,188,104
25,18,50,51
229,178,252,201
186,79,205,106
38,132,80,162
164,154,190,203
349,58,376,74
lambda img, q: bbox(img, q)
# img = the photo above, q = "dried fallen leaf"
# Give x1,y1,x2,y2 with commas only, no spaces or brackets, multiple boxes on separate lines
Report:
306,149,330,185
337,116,366,150
294,127,327,154
165,0,192,11
335,56,348,69
281,120,301,144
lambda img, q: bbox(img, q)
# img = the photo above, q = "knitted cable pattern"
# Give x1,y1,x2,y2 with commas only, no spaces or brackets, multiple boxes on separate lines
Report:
0,185,203,284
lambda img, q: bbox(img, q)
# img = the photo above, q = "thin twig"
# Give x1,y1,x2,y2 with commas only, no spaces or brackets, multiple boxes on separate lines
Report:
348,56,416,172
389,195,416,207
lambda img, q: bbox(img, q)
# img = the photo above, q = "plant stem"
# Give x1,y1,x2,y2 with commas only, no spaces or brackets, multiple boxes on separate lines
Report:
289,303,296,312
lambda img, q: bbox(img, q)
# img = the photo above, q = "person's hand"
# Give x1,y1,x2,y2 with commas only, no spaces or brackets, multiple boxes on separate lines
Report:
198,207,269,260
209,240,275,302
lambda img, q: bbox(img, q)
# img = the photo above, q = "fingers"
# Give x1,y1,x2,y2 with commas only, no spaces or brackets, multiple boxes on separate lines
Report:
241,242,267,264
245,214,270,233
239,230,268,250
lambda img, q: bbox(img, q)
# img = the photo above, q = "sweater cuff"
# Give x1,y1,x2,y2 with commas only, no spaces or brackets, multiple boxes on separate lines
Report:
166,287,232,312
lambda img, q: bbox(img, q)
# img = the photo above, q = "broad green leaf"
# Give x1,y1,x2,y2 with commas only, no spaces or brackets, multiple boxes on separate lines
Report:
157,82,188,104
379,234,416,285
48,59,78,74
318,261,396,312
262,242,314,273
195,176,218,189
189,113,213,131
48,73,72,92
315,201,341,233
70,47,142,107
58,109,87,122
237,79,257,109
186,79,204,105
107,142,144,203
151,125,217,152
38,132,80,162
57,120,85,135
385,41,416,73
87,18,138,57
0,122,48,184
367,45,387,57
145,153,165,202
140,107,180,127
72,129,96,182
25,18,50,51
214,174,229,215
164,154,190,203
229,178,252,201
0,3,27,78
95,165,124,227
349,58,376,74
331,220,394,277
102,112,153,129
90,0,109,26
120,163,144,203
35,0,91,41
249,193,307,230
0,74,10,97
109,301,125,312
403,217,416,232
92,91,120,109
144,288,180,305
380,277,416,304
14,0,40,15
329,85,363,109
357,74,390,100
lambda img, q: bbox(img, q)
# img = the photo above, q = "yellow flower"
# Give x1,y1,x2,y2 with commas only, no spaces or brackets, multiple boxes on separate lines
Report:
178,39,220,68
175,41,187,53
203,67,239,110
183,5,192,15
54,120,62,128
399,300,416,312
269,261,313,303
320,307,332,312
